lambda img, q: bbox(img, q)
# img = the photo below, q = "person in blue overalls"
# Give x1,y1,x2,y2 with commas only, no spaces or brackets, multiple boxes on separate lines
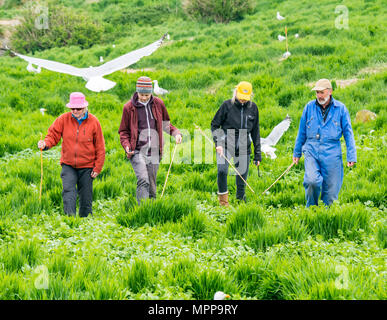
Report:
292,79,357,207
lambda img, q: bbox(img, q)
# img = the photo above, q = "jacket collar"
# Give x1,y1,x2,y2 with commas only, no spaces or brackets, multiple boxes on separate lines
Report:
71,111,88,123
234,98,251,109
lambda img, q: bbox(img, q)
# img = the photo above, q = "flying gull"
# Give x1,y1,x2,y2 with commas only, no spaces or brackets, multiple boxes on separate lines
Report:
3,33,169,92
260,114,291,159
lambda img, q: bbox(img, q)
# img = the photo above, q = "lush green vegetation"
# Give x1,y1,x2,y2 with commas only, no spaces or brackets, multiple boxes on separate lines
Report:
0,0,386,300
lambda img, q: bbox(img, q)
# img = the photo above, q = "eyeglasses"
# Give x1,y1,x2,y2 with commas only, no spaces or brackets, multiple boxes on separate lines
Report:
71,108,84,111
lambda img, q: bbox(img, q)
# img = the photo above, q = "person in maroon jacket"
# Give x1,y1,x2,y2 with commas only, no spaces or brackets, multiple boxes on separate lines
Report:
118,76,182,204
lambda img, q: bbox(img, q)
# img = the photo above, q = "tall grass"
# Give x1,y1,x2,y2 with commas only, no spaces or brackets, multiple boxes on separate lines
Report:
121,258,157,294
116,196,195,228
188,269,231,300
246,219,309,252
2,240,41,272
225,204,266,239
297,203,370,240
0,0,385,300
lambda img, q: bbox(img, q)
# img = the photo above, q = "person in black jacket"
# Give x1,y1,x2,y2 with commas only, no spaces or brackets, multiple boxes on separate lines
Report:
211,81,261,206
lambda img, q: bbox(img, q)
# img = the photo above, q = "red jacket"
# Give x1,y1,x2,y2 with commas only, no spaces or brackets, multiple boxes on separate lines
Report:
44,112,105,173
118,95,180,157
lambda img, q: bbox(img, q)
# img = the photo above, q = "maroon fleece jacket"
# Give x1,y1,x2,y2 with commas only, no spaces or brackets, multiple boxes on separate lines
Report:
118,94,181,158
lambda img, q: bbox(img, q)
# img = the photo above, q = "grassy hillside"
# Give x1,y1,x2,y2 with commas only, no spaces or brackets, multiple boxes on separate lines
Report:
0,0,386,299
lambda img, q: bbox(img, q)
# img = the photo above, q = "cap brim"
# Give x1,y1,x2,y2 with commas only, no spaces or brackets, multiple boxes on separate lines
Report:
236,93,251,101
311,86,330,91
66,101,88,108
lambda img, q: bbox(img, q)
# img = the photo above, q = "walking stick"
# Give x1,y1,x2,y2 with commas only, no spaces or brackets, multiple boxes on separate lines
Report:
194,124,255,194
262,161,295,195
285,26,288,52
39,133,43,202
161,143,178,198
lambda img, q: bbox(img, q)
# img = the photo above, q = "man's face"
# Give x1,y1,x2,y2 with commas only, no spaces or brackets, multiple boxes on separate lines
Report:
316,88,332,105
70,107,86,119
138,93,151,103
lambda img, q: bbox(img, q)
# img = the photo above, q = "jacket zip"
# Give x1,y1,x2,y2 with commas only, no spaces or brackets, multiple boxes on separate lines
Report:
144,103,151,150
75,126,79,168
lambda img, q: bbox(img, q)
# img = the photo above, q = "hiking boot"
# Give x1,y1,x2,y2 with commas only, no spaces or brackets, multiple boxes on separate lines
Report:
218,192,229,207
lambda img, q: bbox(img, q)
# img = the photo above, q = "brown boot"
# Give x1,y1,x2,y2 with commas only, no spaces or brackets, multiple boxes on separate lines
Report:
218,192,229,207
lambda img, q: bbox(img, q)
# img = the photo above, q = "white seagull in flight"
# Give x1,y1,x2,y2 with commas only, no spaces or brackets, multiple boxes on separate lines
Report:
4,33,168,92
261,114,291,159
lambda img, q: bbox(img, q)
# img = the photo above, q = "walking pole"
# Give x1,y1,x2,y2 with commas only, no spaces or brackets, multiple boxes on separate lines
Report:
161,143,178,198
262,161,295,195
194,124,255,194
39,133,43,202
285,26,288,52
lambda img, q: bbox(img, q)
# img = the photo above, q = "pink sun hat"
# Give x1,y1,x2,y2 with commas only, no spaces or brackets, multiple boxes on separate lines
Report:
66,92,89,109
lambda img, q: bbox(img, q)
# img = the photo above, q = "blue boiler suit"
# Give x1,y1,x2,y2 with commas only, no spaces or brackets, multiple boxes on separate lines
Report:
293,97,357,207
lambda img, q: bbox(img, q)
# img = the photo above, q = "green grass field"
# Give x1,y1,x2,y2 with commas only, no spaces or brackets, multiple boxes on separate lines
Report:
0,0,386,300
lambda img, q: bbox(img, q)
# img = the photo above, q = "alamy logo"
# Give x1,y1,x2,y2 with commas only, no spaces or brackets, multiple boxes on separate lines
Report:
335,5,349,30
34,265,49,290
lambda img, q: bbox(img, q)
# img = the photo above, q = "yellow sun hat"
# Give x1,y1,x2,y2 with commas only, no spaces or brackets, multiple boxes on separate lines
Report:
236,81,253,101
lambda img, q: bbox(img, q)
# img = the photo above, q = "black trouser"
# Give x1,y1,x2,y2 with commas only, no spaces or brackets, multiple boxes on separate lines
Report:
60,164,93,217
217,151,250,200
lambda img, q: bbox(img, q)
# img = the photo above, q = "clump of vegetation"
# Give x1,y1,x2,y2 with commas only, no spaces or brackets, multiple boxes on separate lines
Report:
11,3,103,52
121,258,157,294
376,221,386,249
116,195,195,227
297,202,370,240
183,0,255,23
181,211,208,238
1,0,23,10
2,240,41,272
103,2,174,27
225,204,266,238
188,268,230,300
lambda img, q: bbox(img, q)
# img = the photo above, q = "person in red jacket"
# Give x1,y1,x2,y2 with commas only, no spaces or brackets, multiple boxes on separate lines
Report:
119,76,182,204
38,92,105,217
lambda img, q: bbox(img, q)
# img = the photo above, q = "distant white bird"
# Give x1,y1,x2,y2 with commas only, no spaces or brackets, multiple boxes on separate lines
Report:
27,62,41,73
112,44,116,48
261,114,291,159
278,35,286,41
153,80,169,95
282,51,291,59
214,291,230,300
277,11,285,20
6,33,169,92
166,34,170,40
99,56,104,63
39,108,47,115
295,33,299,38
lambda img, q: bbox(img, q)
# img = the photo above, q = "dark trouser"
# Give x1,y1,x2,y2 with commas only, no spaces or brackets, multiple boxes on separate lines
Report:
130,150,160,205
61,164,93,217
217,151,250,201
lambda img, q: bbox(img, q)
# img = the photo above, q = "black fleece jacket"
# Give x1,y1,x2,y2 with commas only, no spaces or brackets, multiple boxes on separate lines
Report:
211,99,261,162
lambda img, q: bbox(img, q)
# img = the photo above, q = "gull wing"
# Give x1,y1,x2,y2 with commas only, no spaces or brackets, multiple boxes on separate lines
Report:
263,114,291,146
90,33,168,77
11,50,87,78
